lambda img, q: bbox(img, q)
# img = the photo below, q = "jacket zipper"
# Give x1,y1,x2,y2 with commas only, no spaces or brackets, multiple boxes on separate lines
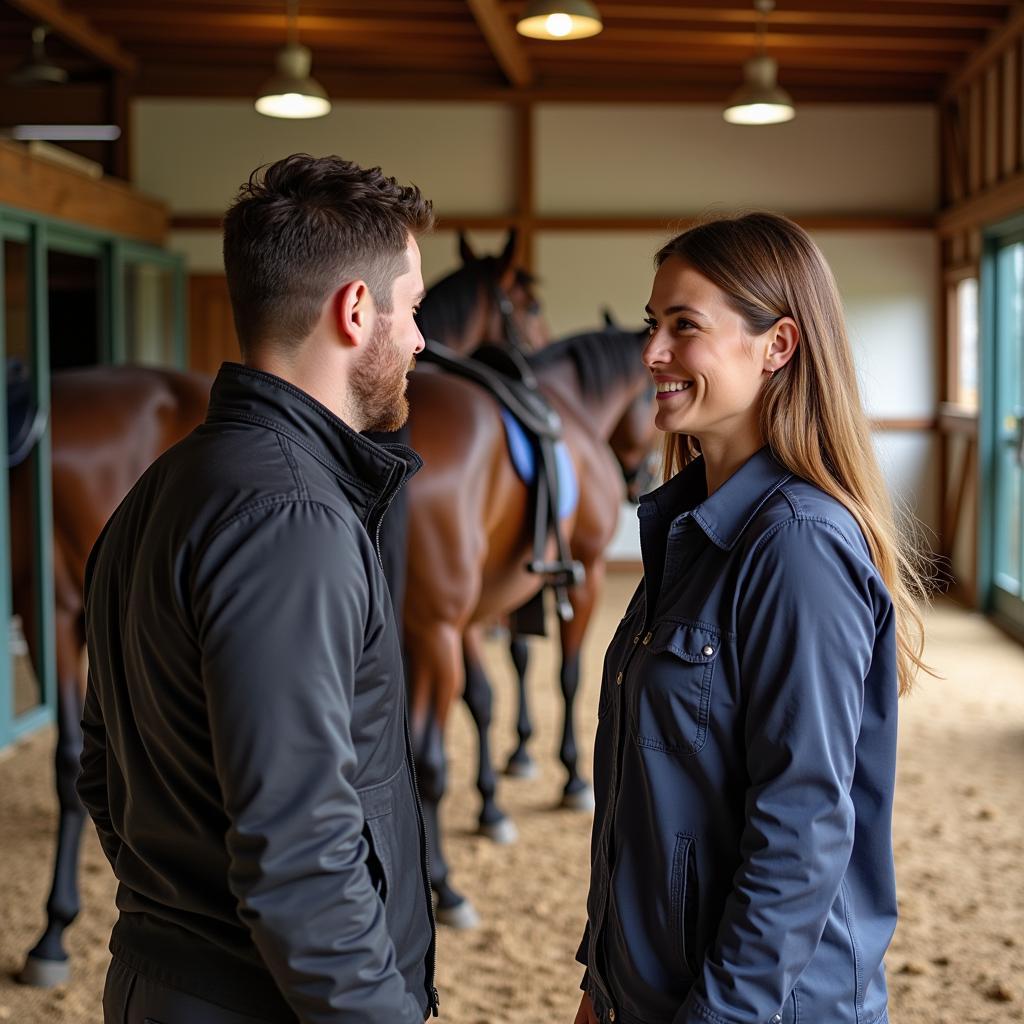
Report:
372,467,439,1017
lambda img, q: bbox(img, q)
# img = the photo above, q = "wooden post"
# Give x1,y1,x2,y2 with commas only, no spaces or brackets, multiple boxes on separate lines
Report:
108,71,133,183
514,101,535,274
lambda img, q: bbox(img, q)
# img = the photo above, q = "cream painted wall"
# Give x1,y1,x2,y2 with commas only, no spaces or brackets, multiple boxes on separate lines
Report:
135,100,516,215
536,104,937,215
136,99,940,554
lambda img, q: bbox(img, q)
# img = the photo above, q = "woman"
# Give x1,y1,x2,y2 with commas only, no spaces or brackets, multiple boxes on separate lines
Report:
573,213,927,1024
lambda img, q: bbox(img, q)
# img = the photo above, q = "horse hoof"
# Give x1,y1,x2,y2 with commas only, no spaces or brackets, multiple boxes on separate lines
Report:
478,817,518,844
436,899,481,930
560,785,595,813
17,955,70,988
504,757,538,780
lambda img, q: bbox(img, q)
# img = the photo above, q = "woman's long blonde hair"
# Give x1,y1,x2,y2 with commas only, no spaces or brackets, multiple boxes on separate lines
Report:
656,212,930,696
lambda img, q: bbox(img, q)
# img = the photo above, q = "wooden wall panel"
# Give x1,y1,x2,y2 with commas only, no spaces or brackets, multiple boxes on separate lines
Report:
0,141,167,243
187,274,238,377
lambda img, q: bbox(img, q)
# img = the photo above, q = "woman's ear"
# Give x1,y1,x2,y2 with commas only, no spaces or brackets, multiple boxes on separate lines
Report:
766,317,799,372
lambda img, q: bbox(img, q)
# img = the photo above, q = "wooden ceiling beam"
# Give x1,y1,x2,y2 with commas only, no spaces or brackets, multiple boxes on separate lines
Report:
587,4,1004,31
134,65,941,105
78,11,481,39
463,0,533,88
537,47,961,73
5,0,136,72
529,27,981,52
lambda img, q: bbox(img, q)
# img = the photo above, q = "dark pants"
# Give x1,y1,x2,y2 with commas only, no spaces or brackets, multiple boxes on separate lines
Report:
103,957,282,1024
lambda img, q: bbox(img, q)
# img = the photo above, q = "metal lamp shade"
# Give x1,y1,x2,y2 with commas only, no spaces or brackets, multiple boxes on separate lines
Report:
723,54,795,125
255,43,331,119
516,0,604,40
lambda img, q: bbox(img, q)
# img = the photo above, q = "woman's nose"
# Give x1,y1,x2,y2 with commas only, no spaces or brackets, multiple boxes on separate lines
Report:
642,331,671,369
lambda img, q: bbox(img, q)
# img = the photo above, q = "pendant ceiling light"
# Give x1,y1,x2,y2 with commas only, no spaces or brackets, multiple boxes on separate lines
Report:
255,0,330,120
723,0,795,126
8,26,68,87
516,0,604,41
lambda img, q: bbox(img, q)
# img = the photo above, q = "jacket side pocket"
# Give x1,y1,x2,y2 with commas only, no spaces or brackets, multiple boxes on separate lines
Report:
670,833,699,978
363,818,390,904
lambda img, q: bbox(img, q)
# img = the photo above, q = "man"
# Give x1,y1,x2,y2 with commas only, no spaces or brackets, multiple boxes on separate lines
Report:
78,154,438,1024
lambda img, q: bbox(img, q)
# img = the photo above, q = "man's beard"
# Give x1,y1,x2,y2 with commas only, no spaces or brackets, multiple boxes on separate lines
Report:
350,314,415,434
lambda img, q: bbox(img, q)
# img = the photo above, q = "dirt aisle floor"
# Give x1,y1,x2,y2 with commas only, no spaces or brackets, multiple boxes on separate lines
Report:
1,574,1022,1023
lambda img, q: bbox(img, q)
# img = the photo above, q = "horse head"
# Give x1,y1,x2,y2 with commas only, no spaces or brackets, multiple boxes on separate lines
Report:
418,230,549,356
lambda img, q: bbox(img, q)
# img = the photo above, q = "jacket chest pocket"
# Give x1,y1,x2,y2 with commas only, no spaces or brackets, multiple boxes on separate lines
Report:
631,618,720,756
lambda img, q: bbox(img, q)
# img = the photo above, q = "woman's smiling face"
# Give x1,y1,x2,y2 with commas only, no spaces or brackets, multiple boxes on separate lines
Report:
642,256,776,446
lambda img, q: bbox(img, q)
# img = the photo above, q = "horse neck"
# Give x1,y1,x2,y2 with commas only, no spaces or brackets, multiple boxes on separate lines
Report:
536,357,645,441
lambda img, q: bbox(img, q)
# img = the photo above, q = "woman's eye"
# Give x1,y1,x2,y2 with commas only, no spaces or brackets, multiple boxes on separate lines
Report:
675,318,696,332
643,317,658,333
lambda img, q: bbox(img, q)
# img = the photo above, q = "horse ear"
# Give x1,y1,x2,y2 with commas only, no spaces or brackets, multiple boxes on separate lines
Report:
458,231,476,265
602,307,618,329
497,228,519,289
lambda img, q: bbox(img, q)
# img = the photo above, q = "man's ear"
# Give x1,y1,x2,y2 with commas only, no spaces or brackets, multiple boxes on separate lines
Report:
334,280,372,348
766,317,799,371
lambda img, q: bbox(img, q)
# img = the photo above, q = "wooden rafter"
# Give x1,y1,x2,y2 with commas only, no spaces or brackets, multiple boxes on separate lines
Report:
945,1,1024,96
466,0,533,88
6,0,136,73
26,0,1018,104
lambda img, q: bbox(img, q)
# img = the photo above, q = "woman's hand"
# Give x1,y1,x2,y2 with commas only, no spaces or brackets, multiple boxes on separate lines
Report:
574,992,598,1024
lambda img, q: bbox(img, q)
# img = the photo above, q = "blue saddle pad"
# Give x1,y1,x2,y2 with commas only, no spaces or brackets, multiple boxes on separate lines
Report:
499,407,579,519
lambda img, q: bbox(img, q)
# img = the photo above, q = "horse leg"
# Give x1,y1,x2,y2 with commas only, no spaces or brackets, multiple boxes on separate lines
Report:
407,621,479,930
504,633,537,779
462,627,517,845
557,563,603,812
20,609,87,987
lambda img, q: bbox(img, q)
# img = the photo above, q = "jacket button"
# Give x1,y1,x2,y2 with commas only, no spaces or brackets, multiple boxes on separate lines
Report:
702,644,715,656
633,633,640,644
771,1015,782,1023
642,632,653,645
615,671,623,685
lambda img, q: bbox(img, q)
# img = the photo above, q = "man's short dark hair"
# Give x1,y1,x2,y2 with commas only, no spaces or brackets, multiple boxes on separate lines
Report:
223,154,434,354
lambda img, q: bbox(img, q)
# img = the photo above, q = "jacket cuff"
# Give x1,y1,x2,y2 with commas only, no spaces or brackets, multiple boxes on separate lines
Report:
575,924,590,967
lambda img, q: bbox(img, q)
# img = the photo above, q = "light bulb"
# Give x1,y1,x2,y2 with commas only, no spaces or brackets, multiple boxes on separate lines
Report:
545,13,574,37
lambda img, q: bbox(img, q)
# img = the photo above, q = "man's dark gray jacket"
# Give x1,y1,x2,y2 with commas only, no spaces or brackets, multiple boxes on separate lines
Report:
79,363,437,1023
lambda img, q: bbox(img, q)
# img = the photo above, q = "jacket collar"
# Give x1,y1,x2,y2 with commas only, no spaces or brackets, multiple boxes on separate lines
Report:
639,446,792,551
205,363,422,521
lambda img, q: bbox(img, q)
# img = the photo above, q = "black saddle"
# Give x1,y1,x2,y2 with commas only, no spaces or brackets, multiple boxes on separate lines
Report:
418,340,584,625
6,359,46,469
419,340,560,439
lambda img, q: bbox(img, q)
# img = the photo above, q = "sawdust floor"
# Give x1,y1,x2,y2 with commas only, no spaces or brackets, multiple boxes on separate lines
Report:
0,574,1022,1023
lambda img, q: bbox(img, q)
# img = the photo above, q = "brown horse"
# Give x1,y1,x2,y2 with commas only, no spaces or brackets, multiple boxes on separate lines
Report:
12,366,212,986
403,324,654,928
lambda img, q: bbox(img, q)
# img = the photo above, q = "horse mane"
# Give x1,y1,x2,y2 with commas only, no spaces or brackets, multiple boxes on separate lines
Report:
528,325,648,398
